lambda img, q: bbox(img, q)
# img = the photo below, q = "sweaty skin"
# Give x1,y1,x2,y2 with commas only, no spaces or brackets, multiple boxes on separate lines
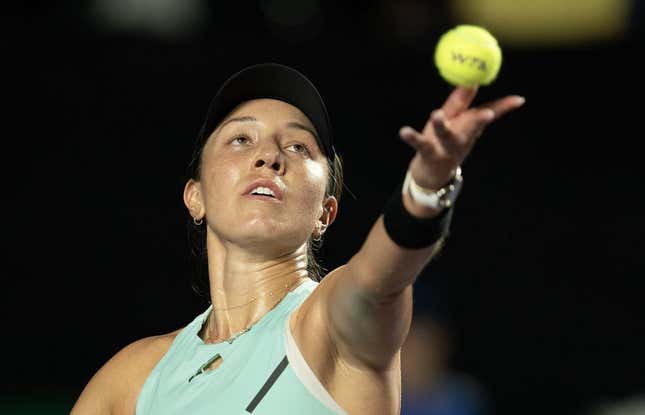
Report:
71,89,524,414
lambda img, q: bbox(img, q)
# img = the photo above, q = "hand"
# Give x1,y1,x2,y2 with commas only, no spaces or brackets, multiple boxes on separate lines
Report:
399,86,525,190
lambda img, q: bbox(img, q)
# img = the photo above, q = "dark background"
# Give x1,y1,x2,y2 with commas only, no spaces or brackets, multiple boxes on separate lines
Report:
4,1,645,414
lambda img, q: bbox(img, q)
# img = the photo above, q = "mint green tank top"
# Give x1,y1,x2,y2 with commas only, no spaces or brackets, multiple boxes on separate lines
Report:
136,279,348,414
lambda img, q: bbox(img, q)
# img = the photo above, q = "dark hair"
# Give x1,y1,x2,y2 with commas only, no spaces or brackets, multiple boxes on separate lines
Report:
186,130,344,301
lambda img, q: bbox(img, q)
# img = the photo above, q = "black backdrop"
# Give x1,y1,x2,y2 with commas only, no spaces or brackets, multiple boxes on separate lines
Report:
5,2,645,414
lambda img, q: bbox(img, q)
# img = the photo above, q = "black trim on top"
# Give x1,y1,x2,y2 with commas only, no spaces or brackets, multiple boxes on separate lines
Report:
245,355,289,413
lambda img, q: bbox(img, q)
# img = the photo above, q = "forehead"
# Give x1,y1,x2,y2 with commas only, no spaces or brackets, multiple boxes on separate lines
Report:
224,98,315,130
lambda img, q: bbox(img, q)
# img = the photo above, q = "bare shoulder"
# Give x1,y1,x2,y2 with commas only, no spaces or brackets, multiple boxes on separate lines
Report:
70,328,182,415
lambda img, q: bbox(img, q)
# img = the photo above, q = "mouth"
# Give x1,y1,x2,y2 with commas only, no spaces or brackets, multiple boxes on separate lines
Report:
243,180,284,201
245,193,279,202
249,186,277,198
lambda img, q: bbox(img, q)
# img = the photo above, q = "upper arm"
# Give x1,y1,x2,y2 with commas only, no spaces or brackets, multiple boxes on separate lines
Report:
70,361,113,415
70,333,177,415
70,342,139,415
313,215,445,371
317,264,413,371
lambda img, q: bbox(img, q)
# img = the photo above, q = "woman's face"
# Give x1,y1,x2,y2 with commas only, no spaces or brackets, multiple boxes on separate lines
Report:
186,98,335,254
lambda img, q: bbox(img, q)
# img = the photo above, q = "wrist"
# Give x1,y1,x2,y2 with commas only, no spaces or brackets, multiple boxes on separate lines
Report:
402,167,463,211
382,181,454,250
402,188,445,219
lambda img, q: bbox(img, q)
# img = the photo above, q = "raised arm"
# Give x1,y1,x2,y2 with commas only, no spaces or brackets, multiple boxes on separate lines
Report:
320,86,525,369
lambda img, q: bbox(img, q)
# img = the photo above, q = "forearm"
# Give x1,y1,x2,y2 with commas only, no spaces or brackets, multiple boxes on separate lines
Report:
347,86,524,300
348,189,448,300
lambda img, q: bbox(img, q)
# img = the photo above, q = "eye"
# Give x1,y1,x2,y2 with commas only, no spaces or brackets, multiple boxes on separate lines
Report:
231,135,250,145
287,143,310,156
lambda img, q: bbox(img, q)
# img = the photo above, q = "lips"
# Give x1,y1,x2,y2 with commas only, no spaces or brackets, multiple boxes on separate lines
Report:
242,179,284,201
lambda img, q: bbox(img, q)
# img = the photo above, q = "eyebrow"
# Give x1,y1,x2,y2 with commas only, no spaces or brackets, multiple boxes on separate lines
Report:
217,116,319,142
217,116,258,132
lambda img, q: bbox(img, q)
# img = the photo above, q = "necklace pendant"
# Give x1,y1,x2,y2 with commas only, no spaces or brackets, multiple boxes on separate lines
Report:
227,326,251,344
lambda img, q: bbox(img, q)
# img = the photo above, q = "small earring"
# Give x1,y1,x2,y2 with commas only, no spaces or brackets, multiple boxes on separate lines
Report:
312,224,323,242
193,217,203,226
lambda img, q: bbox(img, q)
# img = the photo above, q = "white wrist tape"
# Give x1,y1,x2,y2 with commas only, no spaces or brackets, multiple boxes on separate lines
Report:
402,167,463,210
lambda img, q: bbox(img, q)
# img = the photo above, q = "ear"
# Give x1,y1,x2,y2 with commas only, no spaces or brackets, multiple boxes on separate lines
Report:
316,196,338,236
183,179,205,220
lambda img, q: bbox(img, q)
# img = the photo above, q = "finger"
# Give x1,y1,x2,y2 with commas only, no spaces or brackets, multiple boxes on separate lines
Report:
441,86,479,118
430,110,460,153
399,126,428,152
452,108,496,145
399,125,444,157
480,95,525,120
430,110,452,138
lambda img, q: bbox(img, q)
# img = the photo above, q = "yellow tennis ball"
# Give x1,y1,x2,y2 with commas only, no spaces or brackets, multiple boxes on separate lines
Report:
434,25,502,87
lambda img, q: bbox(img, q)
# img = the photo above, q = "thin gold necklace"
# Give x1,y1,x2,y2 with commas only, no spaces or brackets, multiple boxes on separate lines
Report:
204,277,306,344
211,277,306,311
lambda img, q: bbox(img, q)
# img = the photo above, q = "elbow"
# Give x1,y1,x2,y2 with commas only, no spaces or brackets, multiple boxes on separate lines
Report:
346,252,415,302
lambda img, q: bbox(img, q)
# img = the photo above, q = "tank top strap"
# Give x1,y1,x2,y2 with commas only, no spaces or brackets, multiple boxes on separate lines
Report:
136,277,322,415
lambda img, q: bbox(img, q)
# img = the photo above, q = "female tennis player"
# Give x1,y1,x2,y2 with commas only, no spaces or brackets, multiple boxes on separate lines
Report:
70,63,524,414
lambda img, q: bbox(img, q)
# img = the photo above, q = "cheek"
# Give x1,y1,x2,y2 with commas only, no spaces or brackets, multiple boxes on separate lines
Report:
297,161,328,214
201,153,241,207
303,159,327,186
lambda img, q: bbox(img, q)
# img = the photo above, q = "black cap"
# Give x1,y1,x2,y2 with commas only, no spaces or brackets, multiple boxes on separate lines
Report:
191,63,335,175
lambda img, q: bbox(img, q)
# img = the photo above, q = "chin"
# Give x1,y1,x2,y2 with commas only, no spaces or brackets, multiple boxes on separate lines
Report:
244,215,282,231
237,219,308,251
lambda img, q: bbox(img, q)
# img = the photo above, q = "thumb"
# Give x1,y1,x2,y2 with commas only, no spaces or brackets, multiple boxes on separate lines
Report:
398,126,423,151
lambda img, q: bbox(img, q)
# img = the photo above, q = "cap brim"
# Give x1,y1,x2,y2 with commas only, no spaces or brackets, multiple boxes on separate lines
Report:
198,63,334,158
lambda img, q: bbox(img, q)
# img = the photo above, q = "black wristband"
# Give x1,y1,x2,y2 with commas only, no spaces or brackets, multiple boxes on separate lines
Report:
382,182,454,249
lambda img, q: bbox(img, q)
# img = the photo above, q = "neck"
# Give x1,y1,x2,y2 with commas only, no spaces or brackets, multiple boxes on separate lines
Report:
201,237,309,344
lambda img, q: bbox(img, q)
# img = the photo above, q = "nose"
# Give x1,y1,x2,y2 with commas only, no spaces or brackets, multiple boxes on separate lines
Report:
253,148,284,174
